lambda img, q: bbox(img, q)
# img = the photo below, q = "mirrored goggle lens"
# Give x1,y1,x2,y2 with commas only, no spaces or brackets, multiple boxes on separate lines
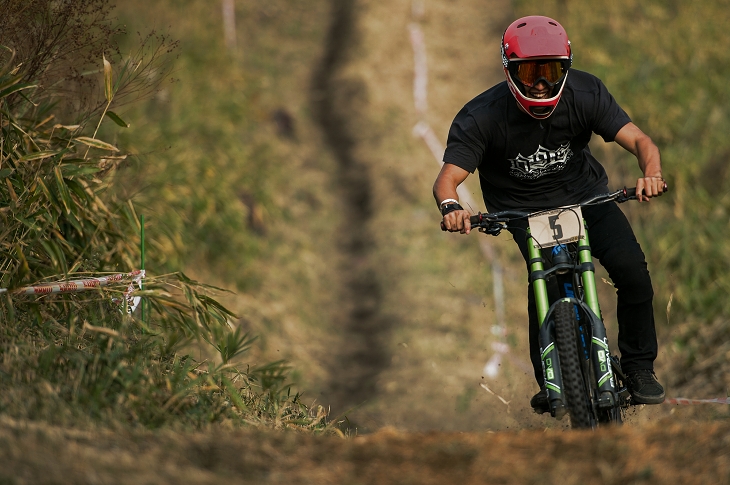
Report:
514,61,566,87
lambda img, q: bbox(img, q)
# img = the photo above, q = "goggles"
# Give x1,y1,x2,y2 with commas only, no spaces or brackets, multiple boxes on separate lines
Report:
509,59,569,87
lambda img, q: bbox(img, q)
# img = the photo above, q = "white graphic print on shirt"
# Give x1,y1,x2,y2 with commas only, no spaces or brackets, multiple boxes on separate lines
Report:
508,143,574,180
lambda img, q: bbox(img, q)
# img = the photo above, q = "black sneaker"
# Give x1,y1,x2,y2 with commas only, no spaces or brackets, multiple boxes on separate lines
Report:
626,370,665,404
530,388,549,414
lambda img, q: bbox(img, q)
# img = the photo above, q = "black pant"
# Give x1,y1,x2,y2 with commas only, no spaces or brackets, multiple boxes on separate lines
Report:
507,202,658,387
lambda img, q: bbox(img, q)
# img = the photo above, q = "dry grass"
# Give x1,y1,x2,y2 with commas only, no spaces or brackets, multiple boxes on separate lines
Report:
3,414,729,484
101,0,728,430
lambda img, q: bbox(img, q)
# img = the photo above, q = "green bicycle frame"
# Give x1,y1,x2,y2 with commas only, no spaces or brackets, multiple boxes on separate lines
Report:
529,219,619,417
577,224,601,321
529,220,601,328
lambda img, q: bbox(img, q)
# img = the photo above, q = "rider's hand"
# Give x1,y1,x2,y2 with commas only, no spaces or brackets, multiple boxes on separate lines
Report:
635,176,666,202
442,210,472,234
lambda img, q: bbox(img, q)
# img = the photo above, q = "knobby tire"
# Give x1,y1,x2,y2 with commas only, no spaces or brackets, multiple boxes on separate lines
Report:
554,300,593,429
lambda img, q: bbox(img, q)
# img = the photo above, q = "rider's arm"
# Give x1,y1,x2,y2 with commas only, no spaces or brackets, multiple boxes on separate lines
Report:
433,163,472,234
614,122,665,202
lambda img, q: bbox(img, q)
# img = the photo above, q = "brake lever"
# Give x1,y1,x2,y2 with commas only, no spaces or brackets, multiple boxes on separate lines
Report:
481,223,503,236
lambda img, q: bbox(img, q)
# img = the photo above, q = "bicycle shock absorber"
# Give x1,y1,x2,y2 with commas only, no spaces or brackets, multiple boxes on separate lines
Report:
588,311,618,409
527,231,568,418
539,320,568,419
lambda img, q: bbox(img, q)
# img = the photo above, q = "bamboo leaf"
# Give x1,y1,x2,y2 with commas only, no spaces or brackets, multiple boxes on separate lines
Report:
13,245,29,284
0,82,37,100
52,124,81,131
19,150,62,162
65,179,92,201
74,137,119,152
0,73,23,93
35,177,60,210
39,239,59,269
221,376,249,412
5,178,18,202
40,239,68,274
54,166,72,214
105,111,129,128
61,165,100,177
198,294,238,319
14,215,39,231
65,209,84,236
103,55,113,102
121,201,140,231
0,168,13,178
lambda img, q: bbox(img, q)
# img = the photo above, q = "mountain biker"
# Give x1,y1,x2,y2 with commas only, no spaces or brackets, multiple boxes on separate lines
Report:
433,15,666,412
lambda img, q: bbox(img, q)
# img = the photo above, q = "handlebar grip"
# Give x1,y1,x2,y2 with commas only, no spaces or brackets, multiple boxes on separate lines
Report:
624,181,669,199
442,214,486,231
442,215,481,231
469,214,483,225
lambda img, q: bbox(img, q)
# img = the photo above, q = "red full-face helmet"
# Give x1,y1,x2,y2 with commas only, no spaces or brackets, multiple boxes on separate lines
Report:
501,16,572,119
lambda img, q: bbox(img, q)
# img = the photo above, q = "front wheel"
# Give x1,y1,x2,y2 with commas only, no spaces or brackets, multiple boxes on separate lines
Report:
554,300,593,429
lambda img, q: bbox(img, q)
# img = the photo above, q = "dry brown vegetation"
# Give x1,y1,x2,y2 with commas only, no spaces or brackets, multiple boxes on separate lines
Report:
3,414,729,484
4,0,730,482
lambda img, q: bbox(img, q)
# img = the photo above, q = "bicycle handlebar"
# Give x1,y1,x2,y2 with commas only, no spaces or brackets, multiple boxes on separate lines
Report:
440,183,668,233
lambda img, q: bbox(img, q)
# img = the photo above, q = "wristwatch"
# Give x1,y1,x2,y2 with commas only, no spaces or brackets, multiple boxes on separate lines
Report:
440,203,464,216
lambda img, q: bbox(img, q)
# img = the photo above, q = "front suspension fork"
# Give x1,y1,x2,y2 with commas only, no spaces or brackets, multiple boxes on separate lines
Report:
529,223,617,415
527,229,565,417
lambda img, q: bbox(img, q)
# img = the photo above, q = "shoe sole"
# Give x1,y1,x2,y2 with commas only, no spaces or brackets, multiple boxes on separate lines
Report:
631,392,665,405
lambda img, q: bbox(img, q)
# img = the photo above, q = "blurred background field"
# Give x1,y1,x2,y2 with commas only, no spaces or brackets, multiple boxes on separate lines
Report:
102,0,730,429
3,0,730,440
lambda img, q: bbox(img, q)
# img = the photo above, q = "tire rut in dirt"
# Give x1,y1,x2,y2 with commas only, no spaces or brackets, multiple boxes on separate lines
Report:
310,0,392,418
554,301,593,429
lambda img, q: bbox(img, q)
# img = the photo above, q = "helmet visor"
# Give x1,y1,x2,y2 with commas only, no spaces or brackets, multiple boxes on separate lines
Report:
510,60,568,87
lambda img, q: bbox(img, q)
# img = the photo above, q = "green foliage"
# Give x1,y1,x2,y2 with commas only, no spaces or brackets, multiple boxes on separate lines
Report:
0,63,134,290
0,274,326,430
0,1,325,432
514,0,730,324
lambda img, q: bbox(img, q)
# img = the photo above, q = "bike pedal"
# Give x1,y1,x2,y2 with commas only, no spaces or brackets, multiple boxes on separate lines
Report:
552,402,568,420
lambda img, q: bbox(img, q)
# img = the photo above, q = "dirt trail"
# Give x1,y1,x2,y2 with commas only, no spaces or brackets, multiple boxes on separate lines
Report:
3,416,729,484
304,0,542,432
310,0,393,416
5,1,730,483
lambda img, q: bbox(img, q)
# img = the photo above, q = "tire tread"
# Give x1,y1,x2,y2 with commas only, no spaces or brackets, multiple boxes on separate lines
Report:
554,301,593,429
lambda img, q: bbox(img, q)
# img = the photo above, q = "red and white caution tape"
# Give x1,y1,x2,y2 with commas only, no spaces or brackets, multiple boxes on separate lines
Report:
122,273,144,314
665,397,730,405
0,270,145,313
0,270,144,296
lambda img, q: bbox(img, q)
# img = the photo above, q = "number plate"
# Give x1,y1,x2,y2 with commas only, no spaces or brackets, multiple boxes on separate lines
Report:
528,206,584,247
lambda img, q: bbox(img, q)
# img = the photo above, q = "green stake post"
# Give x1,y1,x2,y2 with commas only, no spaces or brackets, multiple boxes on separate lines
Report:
140,214,147,324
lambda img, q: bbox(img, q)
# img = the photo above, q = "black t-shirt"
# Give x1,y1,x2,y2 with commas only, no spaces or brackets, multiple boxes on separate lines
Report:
443,69,631,211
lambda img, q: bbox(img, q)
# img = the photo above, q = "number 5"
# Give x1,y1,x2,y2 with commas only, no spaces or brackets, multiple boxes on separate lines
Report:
548,215,563,240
